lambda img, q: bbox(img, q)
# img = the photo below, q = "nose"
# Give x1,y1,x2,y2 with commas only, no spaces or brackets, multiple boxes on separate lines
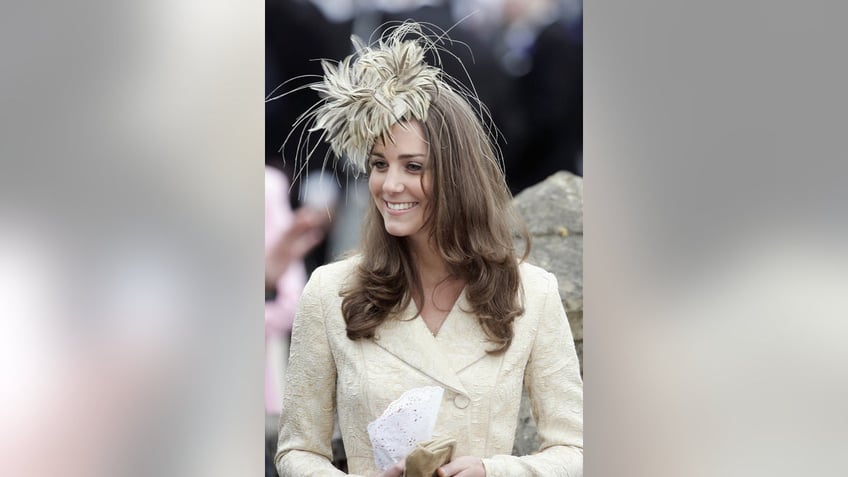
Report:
382,166,404,194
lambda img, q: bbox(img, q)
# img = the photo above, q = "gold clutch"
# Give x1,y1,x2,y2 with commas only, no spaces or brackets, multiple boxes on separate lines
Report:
403,437,457,477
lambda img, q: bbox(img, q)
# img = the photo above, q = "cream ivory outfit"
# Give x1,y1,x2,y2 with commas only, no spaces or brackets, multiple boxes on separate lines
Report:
276,257,583,476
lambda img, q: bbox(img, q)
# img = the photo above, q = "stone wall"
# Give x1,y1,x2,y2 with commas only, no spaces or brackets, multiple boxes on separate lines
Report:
511,171,584,455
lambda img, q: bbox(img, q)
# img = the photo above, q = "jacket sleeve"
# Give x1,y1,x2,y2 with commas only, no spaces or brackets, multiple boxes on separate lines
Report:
481,272,584,477
275,268,367,477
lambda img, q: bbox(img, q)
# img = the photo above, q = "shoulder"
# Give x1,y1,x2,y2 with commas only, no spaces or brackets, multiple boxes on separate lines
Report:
518,260,558,292
307,254,362,289
517,261,564,314
297,255,362,315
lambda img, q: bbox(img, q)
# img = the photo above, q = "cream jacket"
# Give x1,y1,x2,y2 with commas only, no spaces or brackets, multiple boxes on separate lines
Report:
276,257,583,476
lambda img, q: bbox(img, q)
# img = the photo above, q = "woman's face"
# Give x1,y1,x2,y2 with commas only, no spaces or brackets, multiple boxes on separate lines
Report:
368,120,432,244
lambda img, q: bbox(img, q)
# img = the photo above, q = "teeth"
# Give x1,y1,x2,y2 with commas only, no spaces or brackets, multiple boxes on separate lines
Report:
386,202,416,211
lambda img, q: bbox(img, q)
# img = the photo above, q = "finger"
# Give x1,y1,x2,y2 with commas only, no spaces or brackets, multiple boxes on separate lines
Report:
391,459,406,477
295,207,330,226
289,214,316,233
291,208,319,226
453,470,476,477
378,462,403,477
437,462,462,477
440,457,484,477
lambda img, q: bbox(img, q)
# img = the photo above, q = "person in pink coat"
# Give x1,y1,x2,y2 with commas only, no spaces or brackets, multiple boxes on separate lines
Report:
264,165,326,415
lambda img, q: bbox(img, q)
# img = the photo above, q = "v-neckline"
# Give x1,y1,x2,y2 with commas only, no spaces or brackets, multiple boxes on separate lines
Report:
416,285,467,338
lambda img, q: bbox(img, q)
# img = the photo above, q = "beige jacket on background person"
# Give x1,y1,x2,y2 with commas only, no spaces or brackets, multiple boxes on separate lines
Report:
276,257,583,477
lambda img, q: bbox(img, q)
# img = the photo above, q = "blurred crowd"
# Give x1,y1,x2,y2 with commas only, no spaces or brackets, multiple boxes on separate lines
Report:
264,1,581,474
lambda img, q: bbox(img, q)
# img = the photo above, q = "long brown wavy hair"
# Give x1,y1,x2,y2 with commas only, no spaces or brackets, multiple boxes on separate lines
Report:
340,85,530,354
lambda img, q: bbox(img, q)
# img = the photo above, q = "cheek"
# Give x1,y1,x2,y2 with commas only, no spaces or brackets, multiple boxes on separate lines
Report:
368,175,381,198
368,177,385,212
421,172,433,197
420,176,434,220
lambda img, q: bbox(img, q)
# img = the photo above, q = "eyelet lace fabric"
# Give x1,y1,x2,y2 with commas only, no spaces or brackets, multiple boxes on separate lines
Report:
367,386,445,471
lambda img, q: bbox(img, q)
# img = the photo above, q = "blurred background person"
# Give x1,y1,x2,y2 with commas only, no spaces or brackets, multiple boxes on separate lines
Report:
497,0,583,192
264,164,331,476
266,0,352,275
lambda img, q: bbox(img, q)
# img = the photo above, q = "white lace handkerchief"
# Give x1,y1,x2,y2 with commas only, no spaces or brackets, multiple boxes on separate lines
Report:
367,386,445,471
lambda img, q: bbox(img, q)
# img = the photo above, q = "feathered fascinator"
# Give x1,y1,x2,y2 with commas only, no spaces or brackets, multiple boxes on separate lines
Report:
268,21,489,178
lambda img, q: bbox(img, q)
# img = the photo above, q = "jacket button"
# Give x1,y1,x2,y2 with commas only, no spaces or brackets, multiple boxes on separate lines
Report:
454,394,470,409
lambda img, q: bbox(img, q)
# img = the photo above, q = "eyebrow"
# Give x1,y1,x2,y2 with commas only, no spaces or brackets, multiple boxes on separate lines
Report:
369,152,427,159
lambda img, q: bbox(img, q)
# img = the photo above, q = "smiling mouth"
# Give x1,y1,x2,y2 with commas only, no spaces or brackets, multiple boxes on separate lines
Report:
385,201,418,211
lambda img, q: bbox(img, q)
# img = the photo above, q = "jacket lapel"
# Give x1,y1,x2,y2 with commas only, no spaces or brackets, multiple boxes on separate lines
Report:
435,290,491,373
372,302,469,396
371,290,493,396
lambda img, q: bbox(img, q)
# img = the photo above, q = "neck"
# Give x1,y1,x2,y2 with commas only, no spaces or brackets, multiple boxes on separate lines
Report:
407,235,451,286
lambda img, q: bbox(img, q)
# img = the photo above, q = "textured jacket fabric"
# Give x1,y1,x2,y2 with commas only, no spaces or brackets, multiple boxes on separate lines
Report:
276,256,583,476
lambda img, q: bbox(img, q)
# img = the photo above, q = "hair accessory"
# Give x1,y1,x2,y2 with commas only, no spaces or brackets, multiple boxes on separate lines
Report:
268,21,483,179
309,25,440,175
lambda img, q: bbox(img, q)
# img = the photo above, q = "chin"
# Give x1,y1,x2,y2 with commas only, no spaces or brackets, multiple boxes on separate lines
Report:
384,227,411,238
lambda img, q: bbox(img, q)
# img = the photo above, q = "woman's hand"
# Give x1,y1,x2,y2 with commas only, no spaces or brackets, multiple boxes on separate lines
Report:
376,459,405,477
265,208,327,286
437,456,486,477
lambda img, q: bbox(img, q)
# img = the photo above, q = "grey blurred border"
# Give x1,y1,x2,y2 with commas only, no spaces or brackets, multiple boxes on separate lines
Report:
1,2,264,476
587,1,848,476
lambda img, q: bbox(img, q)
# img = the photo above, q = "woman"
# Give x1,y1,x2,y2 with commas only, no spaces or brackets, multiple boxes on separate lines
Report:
275,22,582,477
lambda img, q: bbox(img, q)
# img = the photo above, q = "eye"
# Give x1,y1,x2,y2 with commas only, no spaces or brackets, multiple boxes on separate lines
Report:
369,159,387,171
406,162,424,172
